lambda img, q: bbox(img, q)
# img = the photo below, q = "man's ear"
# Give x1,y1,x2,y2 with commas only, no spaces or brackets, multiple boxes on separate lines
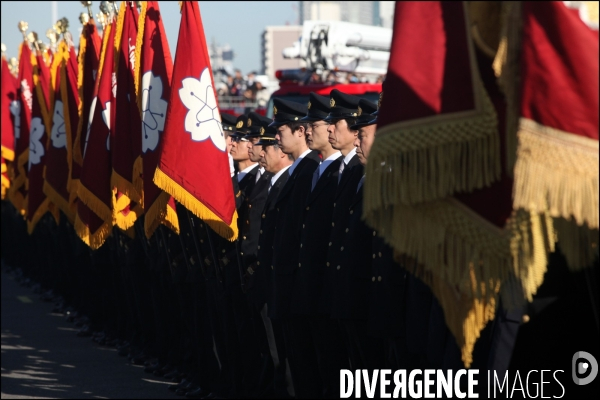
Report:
295,125,306,138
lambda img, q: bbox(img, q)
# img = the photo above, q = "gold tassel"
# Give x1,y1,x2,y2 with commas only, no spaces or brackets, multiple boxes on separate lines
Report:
1,145,15,162
74,210,113,249
76,181,113,224
153,167,238,241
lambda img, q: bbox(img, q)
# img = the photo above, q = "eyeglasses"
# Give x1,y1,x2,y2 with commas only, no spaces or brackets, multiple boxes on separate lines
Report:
232,136,249,143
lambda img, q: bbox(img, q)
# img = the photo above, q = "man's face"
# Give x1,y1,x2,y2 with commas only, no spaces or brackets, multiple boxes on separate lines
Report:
355,124,377,165
225,135,233,154
275,124,295,154
261,145,280,173
327,119,357,152
230,136,250,161
247,137,263,163
307,120,331,152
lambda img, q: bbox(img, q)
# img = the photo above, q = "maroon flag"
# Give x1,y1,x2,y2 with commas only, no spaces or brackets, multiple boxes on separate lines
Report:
26,52,53,233
154,1,238,240
9,44,34,215
136,1,179,238
43,41,80,222
2,56,17,163
111,1,143,231
72,20,102,208
74,21,116,249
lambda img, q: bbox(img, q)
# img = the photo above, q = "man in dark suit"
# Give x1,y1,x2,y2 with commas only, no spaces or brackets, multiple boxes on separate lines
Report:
255,132,293,397
352,97,411,371
327,97,385,373
268,98,321,398
291,92,349,398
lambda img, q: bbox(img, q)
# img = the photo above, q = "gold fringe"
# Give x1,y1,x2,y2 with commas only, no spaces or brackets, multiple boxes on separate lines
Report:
365,78,499,208
144,191,178,239
493,1,523,175
111,169,142,204
153,167,238,241
162,201,180,235
74,209,112,249
1,162,7,174
114,200,143,231
2,145,15,161
76,181,113,224
8,183,26,215
367,198,555,367
513,118,599,230
134,1,147,113
68,178,80,210
26,197,51,234
43,180,74,223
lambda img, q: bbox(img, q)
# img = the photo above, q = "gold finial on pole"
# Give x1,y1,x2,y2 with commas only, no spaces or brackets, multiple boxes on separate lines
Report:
81,1,93,18
80,12,90,25
18,21,29,41
27,31,40,51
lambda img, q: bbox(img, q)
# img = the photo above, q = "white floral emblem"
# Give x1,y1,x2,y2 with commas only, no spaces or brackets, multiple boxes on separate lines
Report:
179,67,225,151
102,101,111,151
28,117,45,170
51,100,67,148
141,71,168,153
10,100,21,140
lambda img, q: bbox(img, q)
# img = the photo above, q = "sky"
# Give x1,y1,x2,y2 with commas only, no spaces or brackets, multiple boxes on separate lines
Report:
1,1,298,75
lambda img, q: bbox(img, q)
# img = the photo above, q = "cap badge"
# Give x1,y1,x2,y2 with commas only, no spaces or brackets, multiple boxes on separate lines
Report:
357,106,362,116
236,121,243,129
330,98,335,107
307,101,311,110
247,118,252,127
273,106,278,115
260,127,265,135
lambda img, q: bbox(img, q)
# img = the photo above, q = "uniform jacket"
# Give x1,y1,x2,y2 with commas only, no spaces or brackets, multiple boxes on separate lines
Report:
330,184,373,320
269,150,320,319
367,236,408,339
292,156,342,315
249,169,289,307
323,155,363,313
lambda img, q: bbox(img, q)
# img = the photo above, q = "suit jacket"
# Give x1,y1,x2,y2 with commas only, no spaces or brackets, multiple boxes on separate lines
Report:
330,184,373,320
292,156,342,315
269,150,320,319
239,167,273,268
367,236,408,339
323,154,363,314
248,169,289,307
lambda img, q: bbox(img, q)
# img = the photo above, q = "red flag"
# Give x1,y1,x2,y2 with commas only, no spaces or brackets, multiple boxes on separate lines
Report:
9,43,34,215
74,21,116,249
1,56,17,162
26,52,53,233
111,1,143,231
154,1,238,240
136,1,179,238
363,2,556,367
72,21,102,208
510,2,599,268
43,41,80,223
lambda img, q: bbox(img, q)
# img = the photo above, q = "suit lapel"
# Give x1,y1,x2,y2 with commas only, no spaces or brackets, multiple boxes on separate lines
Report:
335,155,362,200
307,158,341,205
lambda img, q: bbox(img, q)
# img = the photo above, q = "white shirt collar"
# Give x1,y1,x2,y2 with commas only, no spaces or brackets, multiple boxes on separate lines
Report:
319,151,342,177
259,166,265,175
237,163,258,182
343,147,357,166
288,148,312,177
270,165,291,190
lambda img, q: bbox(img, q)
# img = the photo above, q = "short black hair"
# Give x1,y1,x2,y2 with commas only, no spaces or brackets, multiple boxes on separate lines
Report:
286,120,310,134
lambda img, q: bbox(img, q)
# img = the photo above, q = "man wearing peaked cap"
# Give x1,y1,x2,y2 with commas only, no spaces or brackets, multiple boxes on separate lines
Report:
234,113,250,137
221,113,238,133
268,96,321,397
350,98,378,131
300,92,331,122
268,97,308,127
324,89,362,122
293,91,349,397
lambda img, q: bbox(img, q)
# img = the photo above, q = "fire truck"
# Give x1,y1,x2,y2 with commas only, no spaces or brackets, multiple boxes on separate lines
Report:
265,20,393,117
